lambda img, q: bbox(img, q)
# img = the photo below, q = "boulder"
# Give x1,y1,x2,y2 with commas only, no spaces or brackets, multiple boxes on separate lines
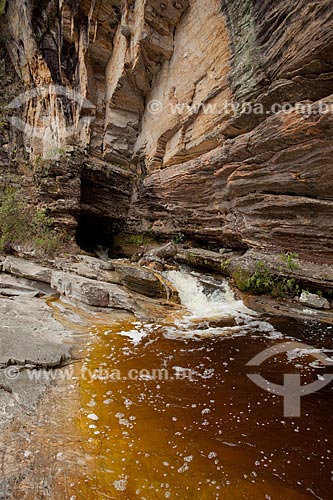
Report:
120,25,131,39
2,256,52,284
299,291,330,310
146,242,177,260
138,255,164,270
51,271,136,312
176,248,239,274
115,264,168,298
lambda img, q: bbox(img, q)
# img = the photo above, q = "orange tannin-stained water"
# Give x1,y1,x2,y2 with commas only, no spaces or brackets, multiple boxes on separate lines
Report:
71,270,333,500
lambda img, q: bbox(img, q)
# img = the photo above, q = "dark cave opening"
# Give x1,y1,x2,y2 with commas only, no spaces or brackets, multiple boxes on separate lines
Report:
75,212,115,256
75,163,134,257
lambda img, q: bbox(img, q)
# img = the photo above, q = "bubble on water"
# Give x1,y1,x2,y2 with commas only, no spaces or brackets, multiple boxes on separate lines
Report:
119,419,130,427
178,462,189,473
124,398,133,408
208,452,217,459
113,477,128,491
87,413,99,421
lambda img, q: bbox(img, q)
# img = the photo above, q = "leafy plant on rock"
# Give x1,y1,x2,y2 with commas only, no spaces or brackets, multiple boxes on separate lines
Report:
233,261,300,298
279,252,299,270
0,188,62,256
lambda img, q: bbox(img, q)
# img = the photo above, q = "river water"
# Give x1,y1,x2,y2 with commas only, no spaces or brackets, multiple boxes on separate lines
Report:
70,269,333,500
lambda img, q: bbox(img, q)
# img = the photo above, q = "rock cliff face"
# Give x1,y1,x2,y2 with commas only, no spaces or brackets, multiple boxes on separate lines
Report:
1,0,333,264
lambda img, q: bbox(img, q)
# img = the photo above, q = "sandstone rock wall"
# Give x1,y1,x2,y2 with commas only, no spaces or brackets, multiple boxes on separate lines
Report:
1,0,333,263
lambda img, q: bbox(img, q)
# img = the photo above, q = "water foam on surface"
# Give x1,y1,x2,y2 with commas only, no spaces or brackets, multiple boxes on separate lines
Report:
163,268,280,340
165,269,252,319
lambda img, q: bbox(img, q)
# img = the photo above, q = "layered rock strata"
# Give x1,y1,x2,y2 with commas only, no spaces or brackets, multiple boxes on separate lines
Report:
0,0,332,276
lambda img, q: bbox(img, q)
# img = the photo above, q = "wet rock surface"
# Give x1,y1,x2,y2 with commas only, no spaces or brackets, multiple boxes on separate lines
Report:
244,294,333,325
0,294,72,431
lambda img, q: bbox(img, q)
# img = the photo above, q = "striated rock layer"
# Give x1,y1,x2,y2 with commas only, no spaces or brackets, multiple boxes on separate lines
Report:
1,0,333,266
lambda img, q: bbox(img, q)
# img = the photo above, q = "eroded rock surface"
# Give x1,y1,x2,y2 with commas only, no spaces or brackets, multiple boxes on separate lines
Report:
0,294,72,431
51,270,137,311
1,0,332,280
2,256,52,284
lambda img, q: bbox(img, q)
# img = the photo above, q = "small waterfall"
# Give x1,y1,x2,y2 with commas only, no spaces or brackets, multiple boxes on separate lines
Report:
164,268,280,339
165,268,251,319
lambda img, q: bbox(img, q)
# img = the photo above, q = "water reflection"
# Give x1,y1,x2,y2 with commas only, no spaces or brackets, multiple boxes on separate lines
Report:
73,271,333,500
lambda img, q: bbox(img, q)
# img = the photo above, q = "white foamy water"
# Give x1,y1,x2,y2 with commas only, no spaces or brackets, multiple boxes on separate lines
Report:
165,268,253,319
114,268,281,342
163,268,281,340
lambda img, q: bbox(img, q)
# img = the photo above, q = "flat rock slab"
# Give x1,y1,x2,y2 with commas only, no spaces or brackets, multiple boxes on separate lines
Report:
244,294,333,325
51,271,137,312
0,368,50,412
55,255,120,284
0,295,72,431
2,256,52,284
0,296,72,368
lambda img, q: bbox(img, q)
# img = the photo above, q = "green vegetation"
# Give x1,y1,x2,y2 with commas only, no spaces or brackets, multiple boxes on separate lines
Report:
233,261,274,294
128,234,149,246
0,188,63,256
172,233,185,245
233,261,300,298
279,251,299,270
0,1,5,16
220,258,231,274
